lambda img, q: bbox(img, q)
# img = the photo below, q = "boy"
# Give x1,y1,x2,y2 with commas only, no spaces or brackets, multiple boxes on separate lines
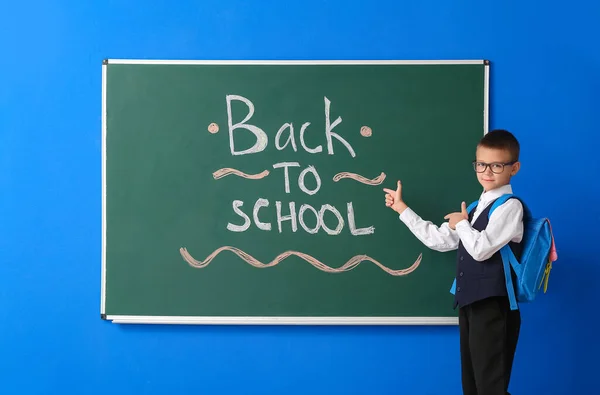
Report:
383,129,523,395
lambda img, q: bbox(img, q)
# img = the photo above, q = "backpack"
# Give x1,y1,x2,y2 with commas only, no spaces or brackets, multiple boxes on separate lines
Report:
450,194,558,311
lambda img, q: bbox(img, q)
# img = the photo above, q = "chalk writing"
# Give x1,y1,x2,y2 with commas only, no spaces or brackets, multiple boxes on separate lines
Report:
212,168,269,180
226,199,371,236
223,95,378,236
180,247,422,276
333,171,386,185
180,93,422,276
226,94,355,157
208,122,219,134
272,162,300,194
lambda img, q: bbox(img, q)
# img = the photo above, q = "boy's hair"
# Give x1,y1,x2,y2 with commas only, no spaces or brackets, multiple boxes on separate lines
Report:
478,129,520,161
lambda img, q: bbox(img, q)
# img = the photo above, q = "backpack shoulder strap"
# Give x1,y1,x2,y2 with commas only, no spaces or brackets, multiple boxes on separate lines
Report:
466,200,478,214
489,193,514,217
488,193,531,220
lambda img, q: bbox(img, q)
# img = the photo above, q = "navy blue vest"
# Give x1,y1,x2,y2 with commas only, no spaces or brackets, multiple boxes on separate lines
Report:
453,198,523,308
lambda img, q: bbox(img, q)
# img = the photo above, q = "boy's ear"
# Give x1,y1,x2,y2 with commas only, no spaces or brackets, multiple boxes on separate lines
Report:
510,161,521,176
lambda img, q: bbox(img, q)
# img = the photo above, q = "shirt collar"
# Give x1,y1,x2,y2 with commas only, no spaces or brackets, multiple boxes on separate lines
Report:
478,184,513,208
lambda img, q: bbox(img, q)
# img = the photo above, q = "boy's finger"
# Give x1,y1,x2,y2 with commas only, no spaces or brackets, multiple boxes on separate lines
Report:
383,188,395,194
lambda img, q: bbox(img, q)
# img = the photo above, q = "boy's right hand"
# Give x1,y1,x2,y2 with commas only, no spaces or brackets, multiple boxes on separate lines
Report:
383,180,409,215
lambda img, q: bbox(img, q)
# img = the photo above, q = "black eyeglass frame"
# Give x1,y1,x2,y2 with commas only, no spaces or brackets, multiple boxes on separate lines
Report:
472,160,517,174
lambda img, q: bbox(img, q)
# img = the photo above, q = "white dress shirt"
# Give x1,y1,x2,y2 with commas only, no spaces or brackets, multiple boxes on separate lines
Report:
398,185,523,262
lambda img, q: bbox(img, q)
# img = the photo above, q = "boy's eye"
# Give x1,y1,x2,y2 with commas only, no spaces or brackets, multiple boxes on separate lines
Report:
491,163,503,170
475,162,486,168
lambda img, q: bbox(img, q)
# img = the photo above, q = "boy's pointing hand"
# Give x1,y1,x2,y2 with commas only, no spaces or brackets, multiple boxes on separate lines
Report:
383,180,408,215
444,202,469,229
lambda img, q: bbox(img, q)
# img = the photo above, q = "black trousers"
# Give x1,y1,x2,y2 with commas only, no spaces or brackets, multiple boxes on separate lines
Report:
458,296,521,395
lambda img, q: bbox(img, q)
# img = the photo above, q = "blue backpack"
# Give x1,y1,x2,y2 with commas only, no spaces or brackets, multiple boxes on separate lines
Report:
450,194,558,310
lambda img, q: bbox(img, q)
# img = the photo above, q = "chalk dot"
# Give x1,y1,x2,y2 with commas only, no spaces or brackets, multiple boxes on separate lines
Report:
208,123,219,134
360,126,372,137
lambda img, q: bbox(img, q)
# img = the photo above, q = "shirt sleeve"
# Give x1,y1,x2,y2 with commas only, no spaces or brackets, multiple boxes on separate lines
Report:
454,199,524,262
399,208,460,252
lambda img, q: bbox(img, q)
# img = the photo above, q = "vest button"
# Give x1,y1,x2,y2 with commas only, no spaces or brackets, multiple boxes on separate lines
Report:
457,287,461,291
460,256,464,261
460,272,464,276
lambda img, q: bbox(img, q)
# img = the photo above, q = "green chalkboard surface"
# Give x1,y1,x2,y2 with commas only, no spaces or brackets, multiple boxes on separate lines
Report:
101,60,489,325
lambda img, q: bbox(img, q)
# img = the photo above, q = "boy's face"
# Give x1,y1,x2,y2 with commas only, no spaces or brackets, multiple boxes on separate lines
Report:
474,145,520,191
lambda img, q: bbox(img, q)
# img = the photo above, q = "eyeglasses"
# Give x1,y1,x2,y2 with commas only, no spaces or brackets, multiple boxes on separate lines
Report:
472,160,516,174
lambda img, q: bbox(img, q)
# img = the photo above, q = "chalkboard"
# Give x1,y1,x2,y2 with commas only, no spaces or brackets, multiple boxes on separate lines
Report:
101,59,489,325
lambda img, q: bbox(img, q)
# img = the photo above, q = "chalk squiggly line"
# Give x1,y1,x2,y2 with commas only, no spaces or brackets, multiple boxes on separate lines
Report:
179,246,421,276
333,171,386,185
212,168,270,180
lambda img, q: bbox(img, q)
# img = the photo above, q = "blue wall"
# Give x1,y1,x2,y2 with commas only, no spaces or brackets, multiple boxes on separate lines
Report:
1,1,598,394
